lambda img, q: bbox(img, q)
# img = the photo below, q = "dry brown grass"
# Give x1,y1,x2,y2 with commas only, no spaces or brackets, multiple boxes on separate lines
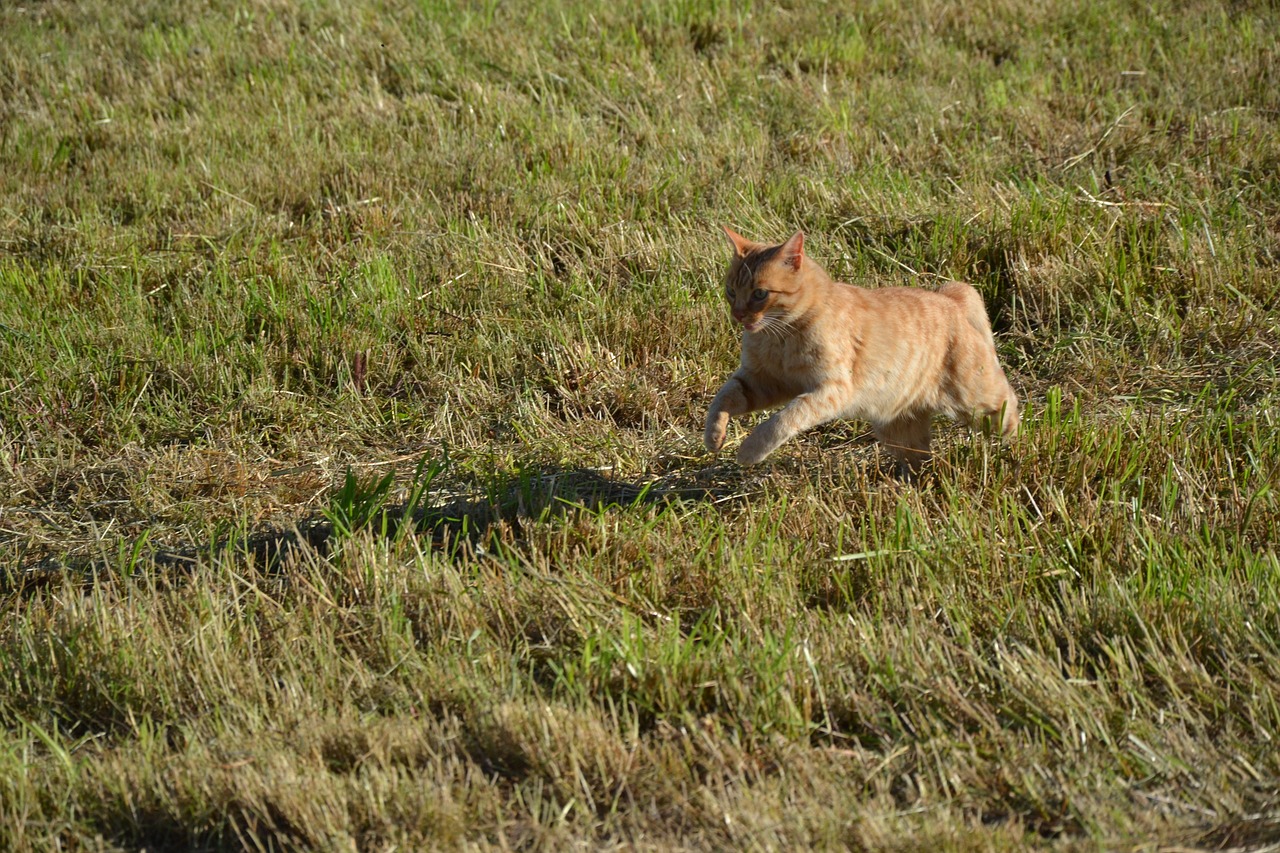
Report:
2,0,1279,849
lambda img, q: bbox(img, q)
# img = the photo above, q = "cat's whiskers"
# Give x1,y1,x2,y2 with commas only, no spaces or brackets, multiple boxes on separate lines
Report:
760,321,788,340
758,312,797,339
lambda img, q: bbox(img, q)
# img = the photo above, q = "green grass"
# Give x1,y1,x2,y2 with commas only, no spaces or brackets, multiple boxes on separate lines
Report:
2,0,1279,848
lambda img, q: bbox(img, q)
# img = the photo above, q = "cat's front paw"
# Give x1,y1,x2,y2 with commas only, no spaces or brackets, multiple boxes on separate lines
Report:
704,411,729,453
735,436,772,466
737,421,787,465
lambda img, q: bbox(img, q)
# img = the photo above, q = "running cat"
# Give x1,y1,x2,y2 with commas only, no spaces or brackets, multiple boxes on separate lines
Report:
705,228,1019,475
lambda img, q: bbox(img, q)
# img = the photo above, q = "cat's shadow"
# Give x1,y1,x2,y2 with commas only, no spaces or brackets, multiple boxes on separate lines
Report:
7,462,759,592
168,462,766,572
8,442,919,594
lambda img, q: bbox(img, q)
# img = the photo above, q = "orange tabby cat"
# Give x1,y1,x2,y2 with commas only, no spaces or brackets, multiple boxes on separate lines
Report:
705,227,1019,475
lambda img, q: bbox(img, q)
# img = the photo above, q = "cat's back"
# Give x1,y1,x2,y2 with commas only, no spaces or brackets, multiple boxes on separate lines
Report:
854,279,993,337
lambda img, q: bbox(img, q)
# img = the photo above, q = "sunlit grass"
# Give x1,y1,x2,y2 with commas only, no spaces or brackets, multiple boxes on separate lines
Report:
1,0,1278,849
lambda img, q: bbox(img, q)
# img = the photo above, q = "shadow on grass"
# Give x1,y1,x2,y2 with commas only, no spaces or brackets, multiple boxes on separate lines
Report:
4,461,753,595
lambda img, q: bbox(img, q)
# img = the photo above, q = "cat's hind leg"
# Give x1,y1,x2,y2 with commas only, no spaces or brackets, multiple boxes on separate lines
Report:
940,280,1020,438
986,383,1020,439
961,373,1020,439
874,412,933,478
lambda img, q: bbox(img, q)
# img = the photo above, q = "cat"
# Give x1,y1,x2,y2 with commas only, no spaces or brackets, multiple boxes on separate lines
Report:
704,227,1019,476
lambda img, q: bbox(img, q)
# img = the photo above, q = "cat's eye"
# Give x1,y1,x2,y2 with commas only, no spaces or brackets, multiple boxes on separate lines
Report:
751,288,768,302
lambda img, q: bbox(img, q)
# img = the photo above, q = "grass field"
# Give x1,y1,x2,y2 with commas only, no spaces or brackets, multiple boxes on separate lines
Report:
3,0,1280,848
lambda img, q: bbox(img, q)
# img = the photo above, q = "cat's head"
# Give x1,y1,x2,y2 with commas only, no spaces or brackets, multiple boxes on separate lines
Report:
719,227,807,333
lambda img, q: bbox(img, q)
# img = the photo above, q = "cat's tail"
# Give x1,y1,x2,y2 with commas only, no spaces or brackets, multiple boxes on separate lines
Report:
939,281,997,349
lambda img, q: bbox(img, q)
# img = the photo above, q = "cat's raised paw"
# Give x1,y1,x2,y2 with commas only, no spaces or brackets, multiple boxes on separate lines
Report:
704,411,729,453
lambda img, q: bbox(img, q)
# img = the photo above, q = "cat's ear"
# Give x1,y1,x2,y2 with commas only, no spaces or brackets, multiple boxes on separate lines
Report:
722,226,753,257
780,230,805,271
